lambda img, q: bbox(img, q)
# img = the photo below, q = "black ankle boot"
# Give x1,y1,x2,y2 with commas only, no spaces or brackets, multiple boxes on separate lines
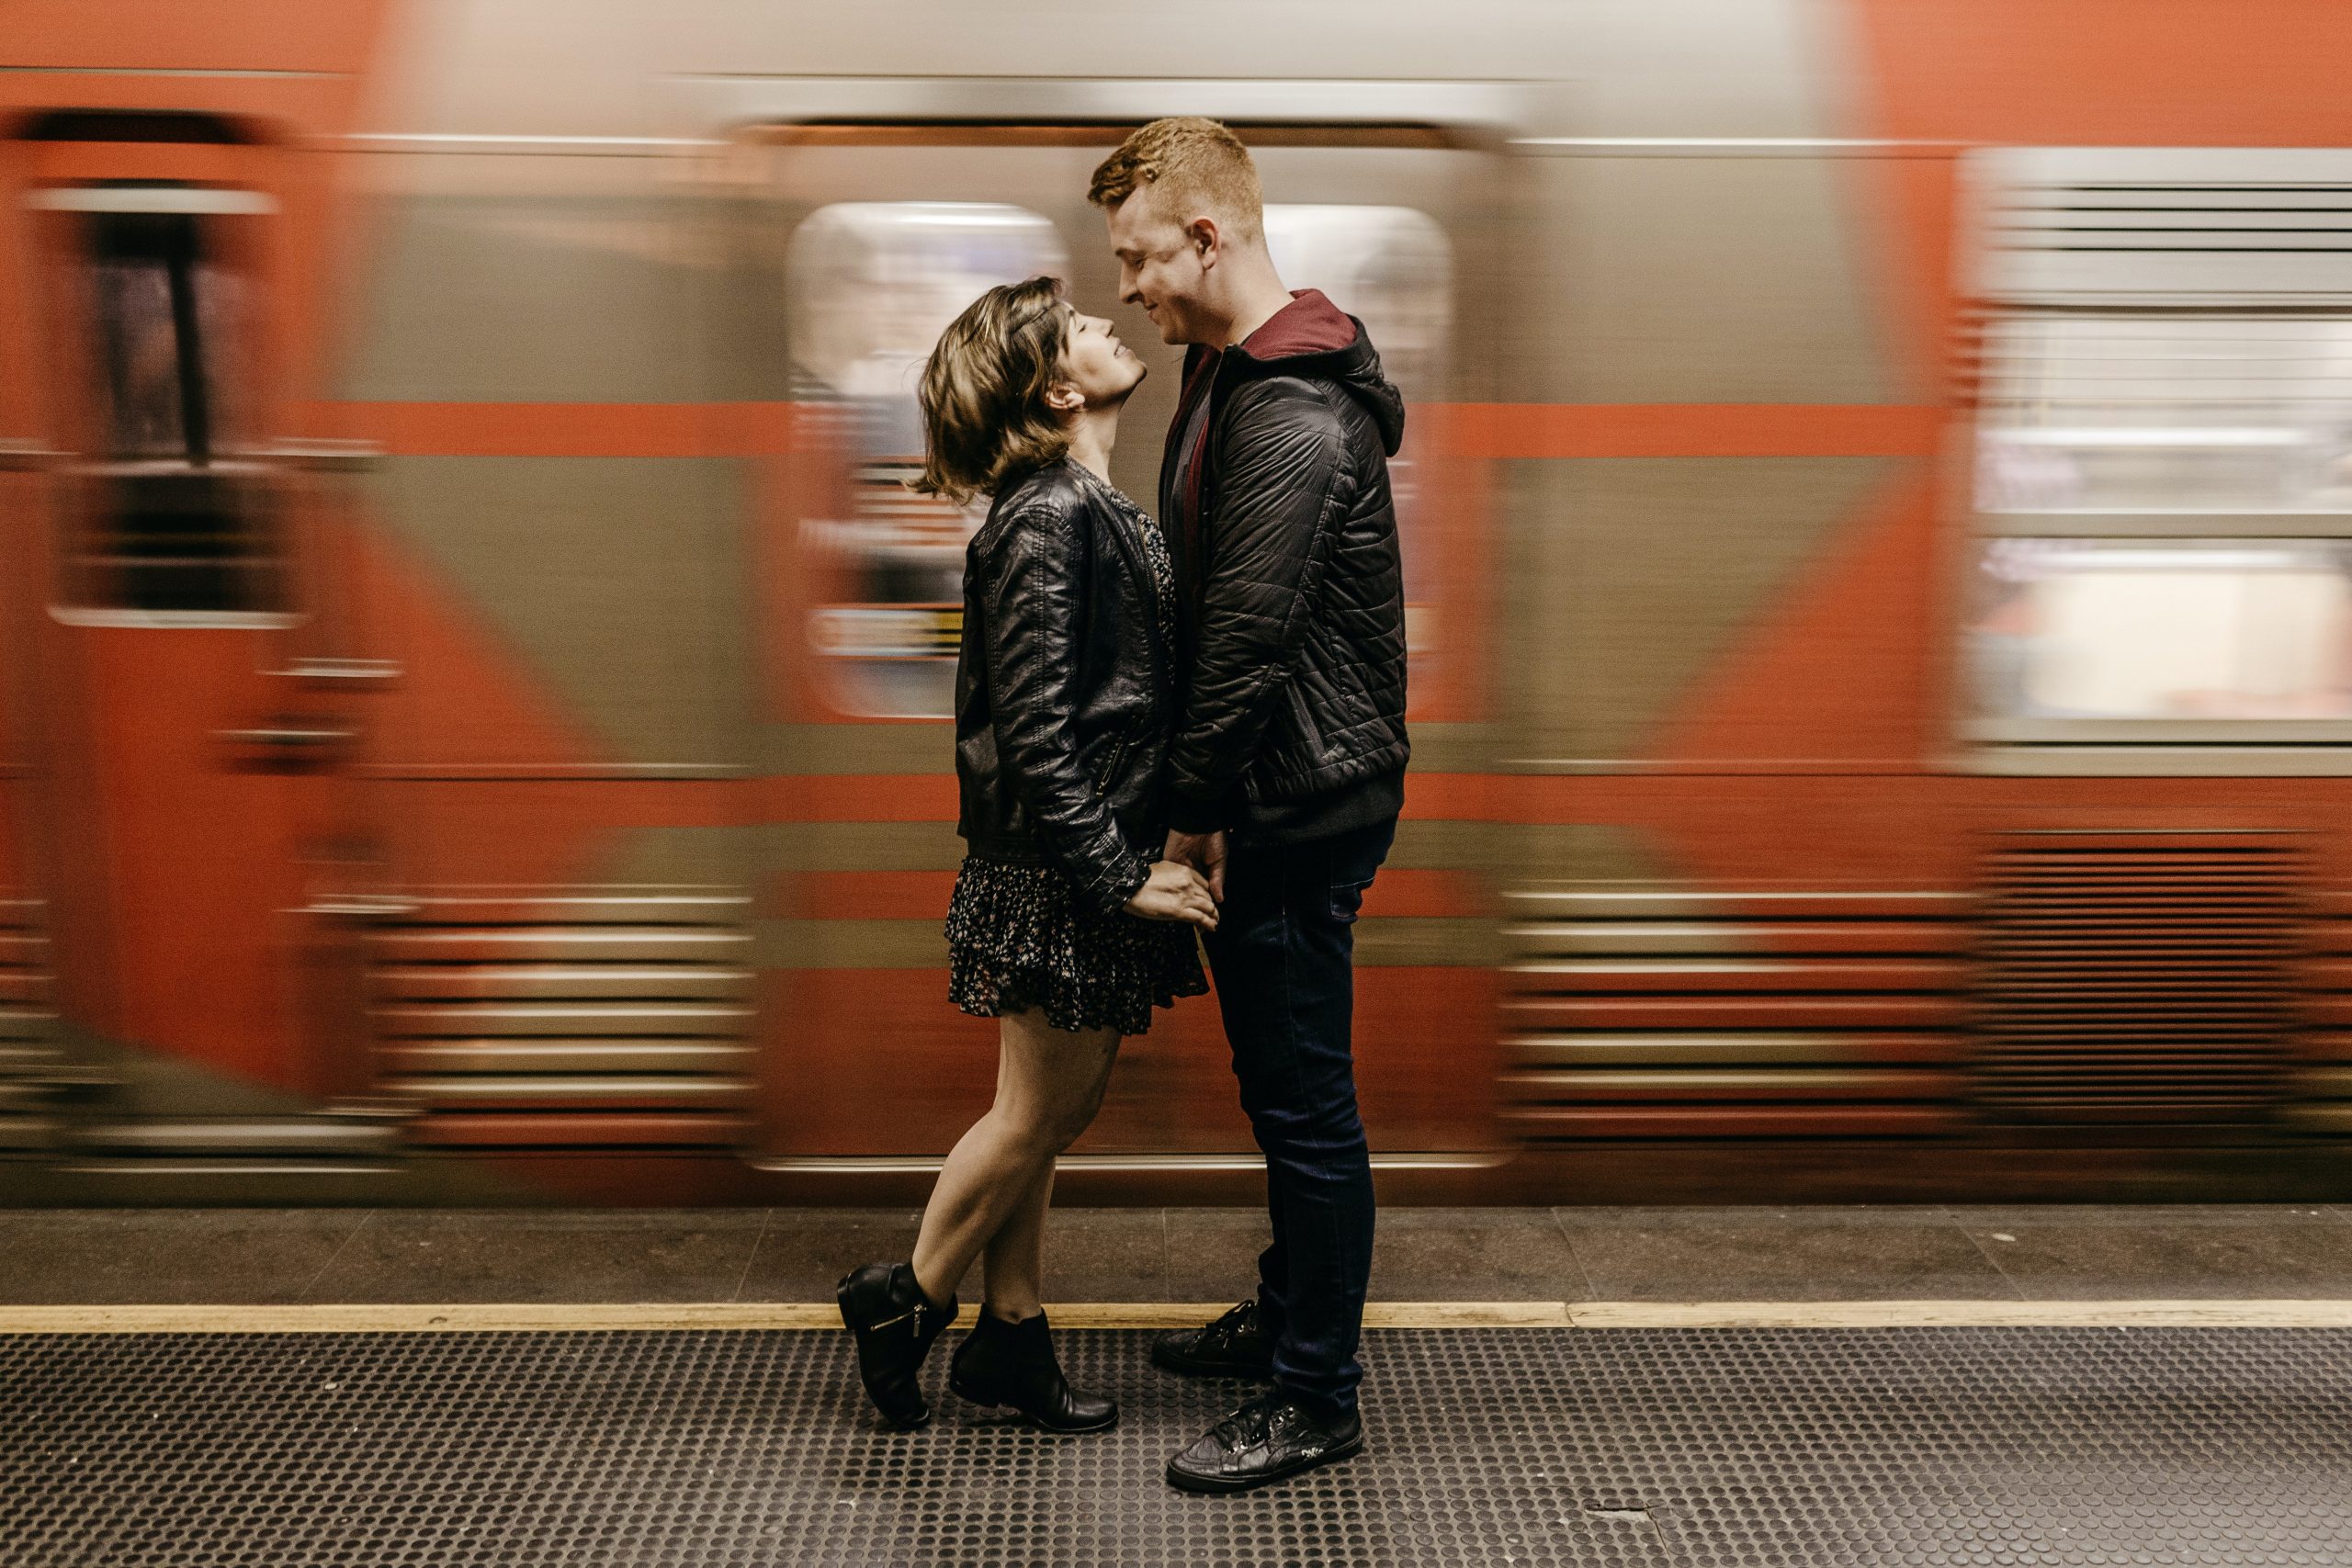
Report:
949,1308,1116,1433
836,1261,956,1427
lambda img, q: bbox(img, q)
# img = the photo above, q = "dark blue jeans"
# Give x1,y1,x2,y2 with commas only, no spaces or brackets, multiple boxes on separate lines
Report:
1202,814,1396,1419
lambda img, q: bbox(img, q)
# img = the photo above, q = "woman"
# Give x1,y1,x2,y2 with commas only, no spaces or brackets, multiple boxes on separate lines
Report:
836,276,1216,1434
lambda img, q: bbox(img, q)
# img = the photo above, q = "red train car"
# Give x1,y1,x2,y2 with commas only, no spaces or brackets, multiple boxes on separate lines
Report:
4,0,2352,1204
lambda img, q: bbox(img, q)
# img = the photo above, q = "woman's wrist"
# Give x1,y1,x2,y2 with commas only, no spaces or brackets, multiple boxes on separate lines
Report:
1108,853,1152,911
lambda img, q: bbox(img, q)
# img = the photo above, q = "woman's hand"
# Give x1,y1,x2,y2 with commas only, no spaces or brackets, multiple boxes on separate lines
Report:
1123,860,1220,930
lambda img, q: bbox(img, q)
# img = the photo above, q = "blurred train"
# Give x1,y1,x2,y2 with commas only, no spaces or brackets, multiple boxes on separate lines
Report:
6,0,2352,1205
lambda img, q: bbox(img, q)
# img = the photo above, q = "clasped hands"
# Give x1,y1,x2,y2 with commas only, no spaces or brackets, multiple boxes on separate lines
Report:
1121,828,1229,931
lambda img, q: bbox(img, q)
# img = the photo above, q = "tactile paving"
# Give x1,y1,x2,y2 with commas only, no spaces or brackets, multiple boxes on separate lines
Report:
3,1326,2349,1565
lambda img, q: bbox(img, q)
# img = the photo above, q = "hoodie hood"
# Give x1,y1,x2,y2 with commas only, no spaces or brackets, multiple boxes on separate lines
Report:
1227,288,1407,457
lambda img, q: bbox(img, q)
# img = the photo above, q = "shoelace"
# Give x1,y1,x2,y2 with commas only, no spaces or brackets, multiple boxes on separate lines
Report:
1208,1300,1257,1345
1211,1394,1279,1450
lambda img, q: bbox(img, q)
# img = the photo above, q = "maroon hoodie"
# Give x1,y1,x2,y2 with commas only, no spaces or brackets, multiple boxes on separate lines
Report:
1151,287,1411,842
1155,288,1406,598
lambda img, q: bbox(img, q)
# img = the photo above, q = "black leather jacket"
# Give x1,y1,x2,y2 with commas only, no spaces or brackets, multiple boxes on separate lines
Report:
1158,290,1410,841
954,458,1172,915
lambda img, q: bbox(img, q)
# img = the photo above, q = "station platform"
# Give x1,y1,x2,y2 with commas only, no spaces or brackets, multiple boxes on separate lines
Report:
5,1205,2351,1565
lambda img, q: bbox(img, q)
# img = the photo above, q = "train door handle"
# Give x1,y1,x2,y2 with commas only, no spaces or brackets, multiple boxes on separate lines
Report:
303,894,420,921
261,439,381,473
8,440,376,475
0,439,61,471
216,722,356,771
218,725,355,747
266,658,404,685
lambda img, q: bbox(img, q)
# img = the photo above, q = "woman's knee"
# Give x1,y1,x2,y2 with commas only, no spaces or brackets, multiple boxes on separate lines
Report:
1011,1080,1108,1154
988,1099,1063,1158
995,1022,1117,1150
1047,1092,1107,1151
1002,1087,1104,1147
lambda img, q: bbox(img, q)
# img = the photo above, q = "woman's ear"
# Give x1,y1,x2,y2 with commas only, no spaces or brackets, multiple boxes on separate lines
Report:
1044,378,1085,415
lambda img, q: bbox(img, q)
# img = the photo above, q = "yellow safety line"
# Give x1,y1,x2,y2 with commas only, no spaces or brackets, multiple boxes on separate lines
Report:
1565,1299,2352,1328
2,1299,2350,1334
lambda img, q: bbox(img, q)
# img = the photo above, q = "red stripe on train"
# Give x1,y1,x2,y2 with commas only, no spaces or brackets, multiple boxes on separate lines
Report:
311,400,1944,460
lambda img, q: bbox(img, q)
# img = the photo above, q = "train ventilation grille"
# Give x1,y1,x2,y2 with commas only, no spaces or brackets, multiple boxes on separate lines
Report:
369,887,755,1150
1990,177,2352,257
1974,833,2297,1125
1504,889,1972,1141
2285,891,2352,1135
1970,147,2352,301
0,898,64,1152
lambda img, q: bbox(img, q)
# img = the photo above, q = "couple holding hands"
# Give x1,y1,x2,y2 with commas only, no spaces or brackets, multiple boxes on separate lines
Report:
836,115,1409,1496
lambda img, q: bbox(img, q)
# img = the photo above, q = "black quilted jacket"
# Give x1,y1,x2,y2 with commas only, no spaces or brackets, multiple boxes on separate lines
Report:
953,459,1173,916
1158,289,1410,840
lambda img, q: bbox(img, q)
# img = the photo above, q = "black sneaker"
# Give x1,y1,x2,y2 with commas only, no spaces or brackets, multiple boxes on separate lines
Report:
1165,1392,1364,1495
1150,1299,1274,1380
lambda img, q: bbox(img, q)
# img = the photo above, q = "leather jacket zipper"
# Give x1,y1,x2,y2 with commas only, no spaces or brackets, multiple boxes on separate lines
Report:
1093,728,1132,795
1071,459,1166,694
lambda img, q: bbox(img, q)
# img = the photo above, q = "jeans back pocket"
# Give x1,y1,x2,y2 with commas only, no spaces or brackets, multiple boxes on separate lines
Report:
1329,875,1375,924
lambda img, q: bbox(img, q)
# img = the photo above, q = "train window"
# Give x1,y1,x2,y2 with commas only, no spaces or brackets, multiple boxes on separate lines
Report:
1965,539,2352,726
1975,315,2352,516
786,201,1068,716
39,184,283,619
1262,205,1452,659
1262,205,1452,403
1961,149,2352,750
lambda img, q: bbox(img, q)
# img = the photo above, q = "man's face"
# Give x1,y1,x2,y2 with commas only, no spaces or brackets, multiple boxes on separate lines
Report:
1106,184,1212,346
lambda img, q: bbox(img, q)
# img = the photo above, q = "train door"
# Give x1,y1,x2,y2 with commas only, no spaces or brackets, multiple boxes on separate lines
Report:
725,86,1511,1173
2,118,392,1163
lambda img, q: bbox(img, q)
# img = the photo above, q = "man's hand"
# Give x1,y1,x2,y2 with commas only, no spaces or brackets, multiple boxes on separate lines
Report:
1123,860,1219,929
1164,829,1228,903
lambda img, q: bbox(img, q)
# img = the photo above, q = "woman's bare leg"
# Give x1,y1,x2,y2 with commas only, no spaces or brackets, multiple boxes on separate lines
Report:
980,1160,1057,1321
908,1009,1117,1309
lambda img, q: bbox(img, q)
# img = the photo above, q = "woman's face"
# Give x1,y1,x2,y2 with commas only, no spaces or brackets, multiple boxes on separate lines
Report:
1050,305,1147,415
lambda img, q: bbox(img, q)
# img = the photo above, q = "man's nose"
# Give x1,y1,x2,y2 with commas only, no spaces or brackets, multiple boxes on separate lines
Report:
1118,269,1142,304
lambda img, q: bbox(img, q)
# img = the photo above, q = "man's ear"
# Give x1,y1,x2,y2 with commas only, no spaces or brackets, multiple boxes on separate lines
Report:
1186,214,1221,268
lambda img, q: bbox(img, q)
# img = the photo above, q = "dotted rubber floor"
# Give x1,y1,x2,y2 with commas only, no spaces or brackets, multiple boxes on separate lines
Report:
4,1326,2348,1566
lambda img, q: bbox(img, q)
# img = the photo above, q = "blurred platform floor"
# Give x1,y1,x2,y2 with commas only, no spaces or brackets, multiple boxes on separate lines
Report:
5,1203,2352,1307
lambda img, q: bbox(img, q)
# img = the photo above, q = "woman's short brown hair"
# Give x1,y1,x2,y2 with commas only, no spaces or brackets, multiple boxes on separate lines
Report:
913,275,1070,503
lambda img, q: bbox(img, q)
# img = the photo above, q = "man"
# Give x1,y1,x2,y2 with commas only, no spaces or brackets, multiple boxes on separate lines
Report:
1090,118,1409,1495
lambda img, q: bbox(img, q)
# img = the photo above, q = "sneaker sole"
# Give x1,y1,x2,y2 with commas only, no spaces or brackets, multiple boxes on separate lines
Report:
1164,1430,1364,1495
